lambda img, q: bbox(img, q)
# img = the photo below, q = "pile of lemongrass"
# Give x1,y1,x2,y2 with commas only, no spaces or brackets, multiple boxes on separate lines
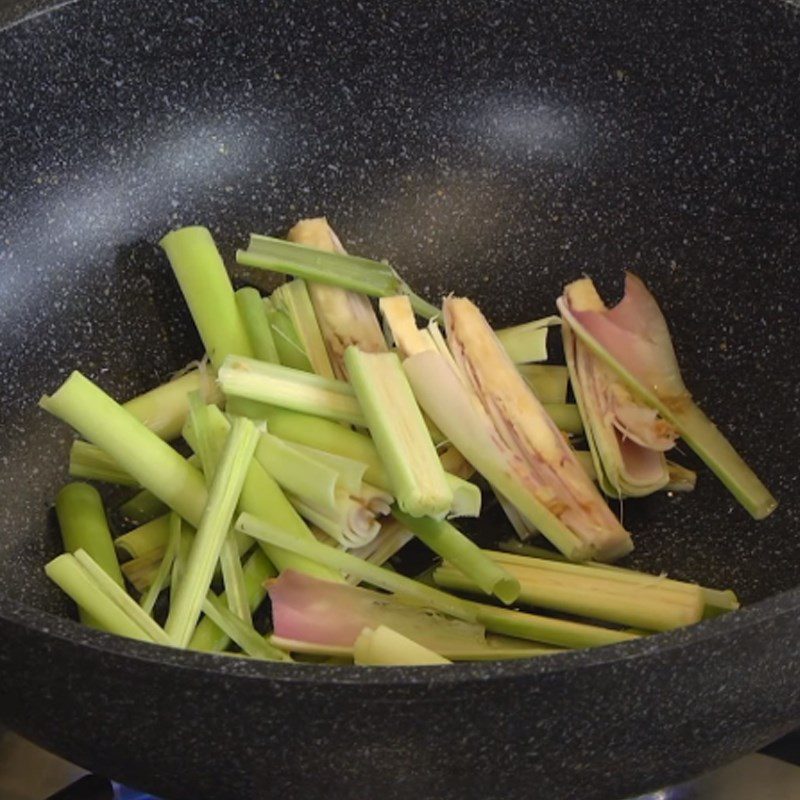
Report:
40,217,774,666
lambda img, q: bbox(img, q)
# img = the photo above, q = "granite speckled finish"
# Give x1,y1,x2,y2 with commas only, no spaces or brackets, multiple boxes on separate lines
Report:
1,1,799,798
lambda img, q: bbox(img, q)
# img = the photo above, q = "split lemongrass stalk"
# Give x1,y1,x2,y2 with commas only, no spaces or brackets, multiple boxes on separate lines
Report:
347,517,415,580
558,274,777,519
354,625,451,666
494,316,560,364
393,509,519,604
264,298,315,372
235,287,279,363
114,514,170,559
237,233,439,318
438,444,475,481
140,513,182,616
444,474,481,518
435,552,704,631
40,372,208,527
494,490,539,541
281,442,368,495
517,364,570,404
218,355,365,426
119,489,168,524
160,226,252,368
69,441,138,486
271,279,336,379
121,547,166,593
165,417,259,646
542,403,584,436
344,347,453,519
287,218,388,380
170,524,195,596
573,451,697,494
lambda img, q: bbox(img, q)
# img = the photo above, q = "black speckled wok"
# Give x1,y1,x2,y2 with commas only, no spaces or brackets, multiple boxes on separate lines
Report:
0,1,799,799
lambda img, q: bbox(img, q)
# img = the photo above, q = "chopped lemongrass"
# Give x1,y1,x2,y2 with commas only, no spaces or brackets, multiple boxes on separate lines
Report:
573,450,697,494
558,274,776,519
438,444,475,481
271,279,336,379
354,625,451,666
201,593,292,661
160,226,252,368
393,509,519,604
288,489,383,549
347,517,415,579
236,512,477,622
235,287,279,363
494,316,560,364
237,233,439,318
140,512,182,616
45,554,155,642
281,442,368,495
345,347,453,519
543,403,584,436
443,474,481,518
69,441,138,486
165,417,259,646
517,364,570,404
264,299,315,372
170,524,195,597
114,514,171,559
121,547,166,593
218,355,365,426
73,549,174,646
119,489,168,524
379,295,437,358
40,372,208,527
123,369,221,442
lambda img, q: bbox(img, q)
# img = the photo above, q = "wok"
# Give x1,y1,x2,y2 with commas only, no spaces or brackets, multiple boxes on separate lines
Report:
0,1,799,798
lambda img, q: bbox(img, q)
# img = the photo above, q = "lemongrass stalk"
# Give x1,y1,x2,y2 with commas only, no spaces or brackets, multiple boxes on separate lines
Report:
165,417,259,646
123,369,221,441
218,355,365,426
289,489,382,549
282,442,368,495
160,226,252,368
115,515,171,559
40,372,208,527
235,287,279,363
170,525,195,597
68,441,138,486
517,364,570,404
264,299,314,372
573,451,696,494
189,548,276,652
442,474,481,518
236,512,477,622
224,396,273,422
348,518,415,580
45,554,154,642
345,347,452,518
121,547,166,593
438,444,474,480
494,490,538,541
543,404,584,435
119,490,168,524
393,509,519,604
139,513,182,615
238,234,439,318
55,483,124,588
73,549,174,646
494,317,560,363
201,593,291,661
354,625,451,666
272,279,335,379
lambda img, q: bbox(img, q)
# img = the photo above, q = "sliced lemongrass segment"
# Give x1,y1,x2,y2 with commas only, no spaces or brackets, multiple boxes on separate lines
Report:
517,364,570,404
45,554,155,643
237,513,477,622
69,441,138,486
379,295,437,358
347,517,415,582
160,226,252,368
543,403,584,435
494,490,538,541
393,509,518,605
354,625,451,666
573,450,696,494
237,234,439,318
443,474,481,518
40,372,208,527
558,274,776,519
119,490,168,525
236,287,279,363
288,490,381,549
494,316,560,364
218,355,364,427
115,515,171,559
140,512,182,616
438,444,474,481
165,417,259,646
281,442,368,495
121,547,166,593
264,298,315,372
345,347,452,519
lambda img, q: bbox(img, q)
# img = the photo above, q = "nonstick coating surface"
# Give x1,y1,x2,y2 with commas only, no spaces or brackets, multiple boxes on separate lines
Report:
0,1,799,799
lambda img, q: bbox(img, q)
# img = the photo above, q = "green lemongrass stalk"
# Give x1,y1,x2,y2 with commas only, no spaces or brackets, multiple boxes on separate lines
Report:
123,368,221,442
139,513,182,615
354,625,451,666
190,548,276,652
40,372,208,527
235,512,477,622
45,554,155,642
345,347,452,518
119,489,168,524
115,514,171,559
218,355,365,426
165,417,259,646
160,226,252,368
121,547,166,593
283,442,368,495
394,509,519,604
435,558,704,631
558,278,776,519
288,489,382,549
170,525,195,598
543,404,584,436
517,364,570,404
271,279,336,379
69,441,138,486
236,287,279,363
73,549,174,646
237,234,439,318
264,298,315,372
438,444,475,481
224,396,273,422
348,518,415,580
443,474,481,518
55,483,124,588
573,450,697,494
201,593,291,661
494,316,560,364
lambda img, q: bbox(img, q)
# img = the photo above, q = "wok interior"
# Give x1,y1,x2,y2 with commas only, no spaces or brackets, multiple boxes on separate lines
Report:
1,0,799,627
